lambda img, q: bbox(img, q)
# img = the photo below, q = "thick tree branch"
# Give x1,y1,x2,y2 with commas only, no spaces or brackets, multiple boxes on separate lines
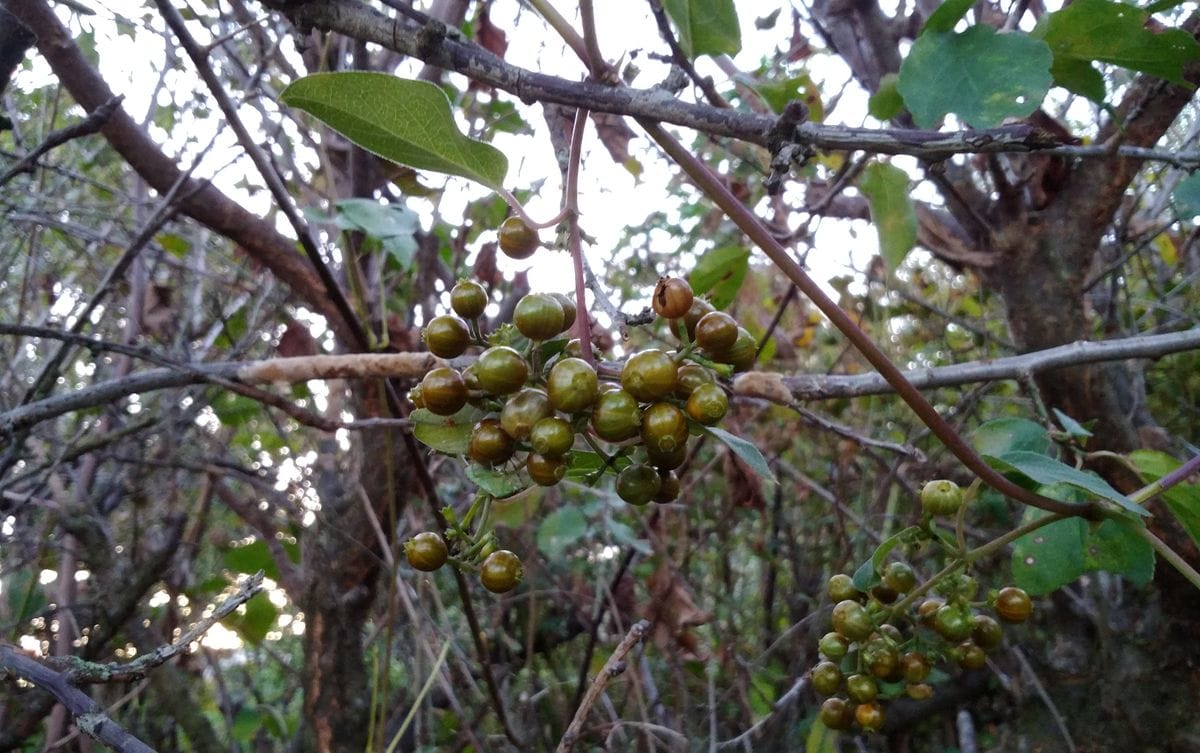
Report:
272,0,1198,165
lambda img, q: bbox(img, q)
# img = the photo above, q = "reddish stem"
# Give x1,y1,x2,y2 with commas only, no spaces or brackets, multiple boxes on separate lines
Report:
640,120,1101,521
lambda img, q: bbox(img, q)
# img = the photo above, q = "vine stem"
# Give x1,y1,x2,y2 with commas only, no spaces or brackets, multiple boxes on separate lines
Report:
1136,525,1200,592
1129,452,1200,505
888,512,1069,620
566,107,595,365
638,120,1102,522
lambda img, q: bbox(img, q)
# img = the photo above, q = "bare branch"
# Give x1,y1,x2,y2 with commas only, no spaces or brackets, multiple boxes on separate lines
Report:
735,328,1200,402
0,645,159,753
0,95,123,186
556,619,650,753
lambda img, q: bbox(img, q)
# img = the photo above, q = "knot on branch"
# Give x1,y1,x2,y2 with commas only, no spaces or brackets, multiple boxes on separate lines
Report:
765,100,813,195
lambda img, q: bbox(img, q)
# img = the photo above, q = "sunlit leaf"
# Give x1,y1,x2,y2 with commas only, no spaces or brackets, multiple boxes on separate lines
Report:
1130,450,1200,551
1034,0,1200,97
702,426,775,482
280,72,508,190
921,0,975,34
859,162,917,270
690,246,749,309
899,26,1052,127
662,0,741,58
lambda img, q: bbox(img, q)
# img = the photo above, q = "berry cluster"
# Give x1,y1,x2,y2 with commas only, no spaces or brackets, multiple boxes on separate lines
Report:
812,480,1033,732
403,249,757,591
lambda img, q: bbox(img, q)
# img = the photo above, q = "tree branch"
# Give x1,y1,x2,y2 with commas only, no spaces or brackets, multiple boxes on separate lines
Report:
0,644,159,753
273,0,1200,166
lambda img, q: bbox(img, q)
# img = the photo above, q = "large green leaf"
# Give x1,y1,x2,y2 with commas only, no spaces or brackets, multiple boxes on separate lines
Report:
859,162,917,270
985,450,1148,518
662,0,741,58
973,418,1051,457
224,539,279,580
280,73,508,191
1085,519,1154,586
1130,450,1200,550
1012,506,1086,595
898,26,1052,127
1034,0,1200,99
689,246,749,309
466,463,528,499
536,506,588,558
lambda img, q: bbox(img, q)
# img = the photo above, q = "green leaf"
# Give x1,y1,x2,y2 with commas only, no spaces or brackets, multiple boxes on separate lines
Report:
806,716,839,753
1034,0,1200,87
4,569,46,624
702,426,776,482
1173,173,1200,219
689,246,749,309
973,418,1051,457
334,198,419,239
1130,450,1200,550
753,74,824,120
851,526,922,592
224,540,279,580
859,162,917,270
1012,504,1086,595
986,450,1148,518
662,0,741,58
1084,518,1154,586
868,73,904,121
411,406,484,455
1048,55,1107,102
228,593,276,645
537,506,588,558
466,463,528,499
898,26,1052,127
280,72,508,191
606,518,653,554
921,0,975,34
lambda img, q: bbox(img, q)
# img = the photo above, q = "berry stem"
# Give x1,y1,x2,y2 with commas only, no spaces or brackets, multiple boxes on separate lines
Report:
565,107,595,366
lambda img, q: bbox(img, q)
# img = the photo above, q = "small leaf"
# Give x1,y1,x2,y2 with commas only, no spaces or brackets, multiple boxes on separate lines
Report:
754,74,824,120
973,418,1051,457
228,593,276,645
466,463,528,499
702,426,776,482
898,26,1052,128
1173,173,1200,219
411,406,484,455
1130,450,1200,551
224,540,279,580
662,0,741,58
537,506,588,558
921,0,975,34
868,73,904,121
987,450,1148,517
1034,0,1200,86
859,162,917,270
280,72,508,190
689,246,749,309
851,526,922,592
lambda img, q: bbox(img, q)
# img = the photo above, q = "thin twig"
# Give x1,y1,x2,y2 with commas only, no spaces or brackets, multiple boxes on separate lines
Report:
1012,646,1077,752
59,573,265,683
556,619,650,753
0,96,123,187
